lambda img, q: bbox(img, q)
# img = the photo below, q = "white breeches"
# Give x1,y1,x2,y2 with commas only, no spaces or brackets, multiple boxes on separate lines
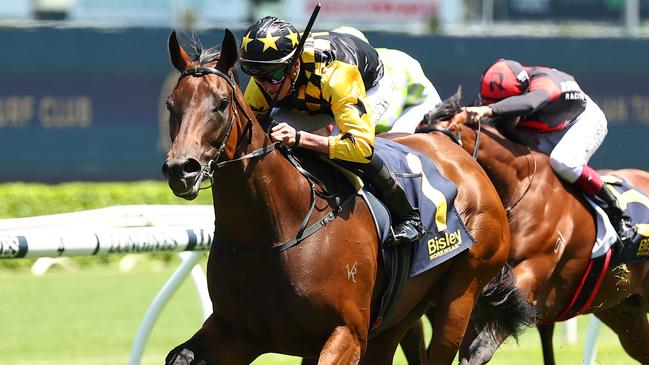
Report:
515,96,608,182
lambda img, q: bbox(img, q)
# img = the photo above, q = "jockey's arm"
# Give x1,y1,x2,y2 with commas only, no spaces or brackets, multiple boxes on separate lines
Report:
270,61,375,162
269,122,329,154
320,61,375,163
489,89,552,117
247,61,375,163
466,89,552,126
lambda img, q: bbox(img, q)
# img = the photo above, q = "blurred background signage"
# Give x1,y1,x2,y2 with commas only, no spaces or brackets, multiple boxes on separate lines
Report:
0,0,647,182
300,0,438,24
69,0,250,26
501,0,649,20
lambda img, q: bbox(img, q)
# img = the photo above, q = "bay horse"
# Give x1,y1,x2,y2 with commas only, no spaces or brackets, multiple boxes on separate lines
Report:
160,30,529,364
418,89,649,364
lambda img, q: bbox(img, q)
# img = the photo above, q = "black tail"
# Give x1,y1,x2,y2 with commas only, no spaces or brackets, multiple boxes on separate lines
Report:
472,264,536,342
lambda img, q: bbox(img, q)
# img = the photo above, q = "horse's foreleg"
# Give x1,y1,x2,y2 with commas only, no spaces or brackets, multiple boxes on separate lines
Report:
427,278,482,365
317,326,362,365
400,318,427,364
594,296,649,364
537,323,556,365
165,314,259,365
458,319,478,365
362,321,418,365
461,326,508,365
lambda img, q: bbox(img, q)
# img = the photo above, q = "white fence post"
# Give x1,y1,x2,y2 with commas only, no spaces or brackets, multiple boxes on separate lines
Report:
584,316,602,365
190,261,212,320
128,251,206,365
564,317,578,344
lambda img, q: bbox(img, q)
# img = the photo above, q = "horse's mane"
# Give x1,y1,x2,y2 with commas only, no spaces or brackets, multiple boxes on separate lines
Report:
423,86,497,128
423,87,536,157
178,32,221,65
423,87,463,125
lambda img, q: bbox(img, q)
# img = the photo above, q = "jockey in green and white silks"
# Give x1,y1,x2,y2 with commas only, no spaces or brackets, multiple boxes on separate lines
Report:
332,26,441,134
375,48,441,133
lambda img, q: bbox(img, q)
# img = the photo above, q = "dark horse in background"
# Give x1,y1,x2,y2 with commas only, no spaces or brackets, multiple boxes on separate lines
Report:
416,89,649,365
160,30,532,364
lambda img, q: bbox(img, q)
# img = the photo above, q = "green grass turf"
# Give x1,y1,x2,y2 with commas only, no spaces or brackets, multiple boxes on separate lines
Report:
0,260,634,365
0,182,636,364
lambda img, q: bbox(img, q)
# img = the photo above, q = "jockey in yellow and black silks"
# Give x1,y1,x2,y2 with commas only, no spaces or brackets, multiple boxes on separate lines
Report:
240,16,426,246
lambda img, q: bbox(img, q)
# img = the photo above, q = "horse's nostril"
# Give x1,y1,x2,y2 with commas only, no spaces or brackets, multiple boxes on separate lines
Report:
162,158,201,180
161,161,171,178
183,159,201,174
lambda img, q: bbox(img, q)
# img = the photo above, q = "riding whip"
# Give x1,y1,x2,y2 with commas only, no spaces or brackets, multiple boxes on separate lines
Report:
265,1,322,119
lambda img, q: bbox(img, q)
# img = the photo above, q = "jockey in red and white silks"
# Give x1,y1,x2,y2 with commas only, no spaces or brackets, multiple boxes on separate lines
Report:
465,59,635,244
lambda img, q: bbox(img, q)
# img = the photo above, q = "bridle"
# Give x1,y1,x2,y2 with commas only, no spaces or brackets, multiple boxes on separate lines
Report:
417,113,536,216
178,66,273,192
417,114,481,160
174,65,346,253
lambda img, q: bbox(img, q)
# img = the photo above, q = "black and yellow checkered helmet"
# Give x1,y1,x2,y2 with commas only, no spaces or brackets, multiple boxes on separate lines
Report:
240,16,301,77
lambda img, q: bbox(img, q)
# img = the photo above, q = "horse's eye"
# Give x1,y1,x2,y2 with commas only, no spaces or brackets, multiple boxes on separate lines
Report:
214,98,229,113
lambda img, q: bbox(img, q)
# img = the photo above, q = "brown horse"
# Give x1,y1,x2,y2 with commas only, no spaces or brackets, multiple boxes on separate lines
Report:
160,30,530,364
418,89,649,365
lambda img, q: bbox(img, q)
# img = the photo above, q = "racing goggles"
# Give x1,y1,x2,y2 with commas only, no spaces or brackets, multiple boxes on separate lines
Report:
240,49,296,84
247,65,289,84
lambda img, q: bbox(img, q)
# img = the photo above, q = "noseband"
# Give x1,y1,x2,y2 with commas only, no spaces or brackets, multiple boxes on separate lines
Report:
178,66,278,192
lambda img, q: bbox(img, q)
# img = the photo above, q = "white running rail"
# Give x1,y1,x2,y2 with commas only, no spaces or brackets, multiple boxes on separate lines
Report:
0,205,602,364
0,205,214,365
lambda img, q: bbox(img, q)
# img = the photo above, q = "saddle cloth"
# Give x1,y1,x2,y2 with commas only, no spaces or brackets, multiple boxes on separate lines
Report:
371,138,476,277
588,175,649,261
549,174,649,322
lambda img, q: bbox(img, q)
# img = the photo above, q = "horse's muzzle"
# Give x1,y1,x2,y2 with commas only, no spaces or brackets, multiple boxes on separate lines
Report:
161,158,203,200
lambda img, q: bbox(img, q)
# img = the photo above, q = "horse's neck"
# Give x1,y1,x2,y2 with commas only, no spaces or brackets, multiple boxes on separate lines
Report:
211,96,312,248
461,125,537,208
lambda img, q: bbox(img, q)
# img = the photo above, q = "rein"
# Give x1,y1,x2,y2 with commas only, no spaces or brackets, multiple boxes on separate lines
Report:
179,66,257,192
418,115,537,217
506,146,537,216
177,65,343,253
417,117,481,160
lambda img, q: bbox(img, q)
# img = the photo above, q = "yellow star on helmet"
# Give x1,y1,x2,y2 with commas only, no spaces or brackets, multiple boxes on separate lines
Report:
285,29,299,47
241,31,253,52
258,31,280,52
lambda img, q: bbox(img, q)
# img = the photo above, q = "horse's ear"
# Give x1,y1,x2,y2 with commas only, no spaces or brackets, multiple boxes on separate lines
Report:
168,30,191,72
218,28,239,72
451,86,463,107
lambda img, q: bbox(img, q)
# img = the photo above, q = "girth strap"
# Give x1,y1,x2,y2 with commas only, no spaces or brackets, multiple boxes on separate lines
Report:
225,194,353,254
547,247,614,323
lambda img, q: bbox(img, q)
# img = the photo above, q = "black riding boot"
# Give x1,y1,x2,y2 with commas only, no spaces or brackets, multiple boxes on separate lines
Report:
596,185,636,244
356,154,426,247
